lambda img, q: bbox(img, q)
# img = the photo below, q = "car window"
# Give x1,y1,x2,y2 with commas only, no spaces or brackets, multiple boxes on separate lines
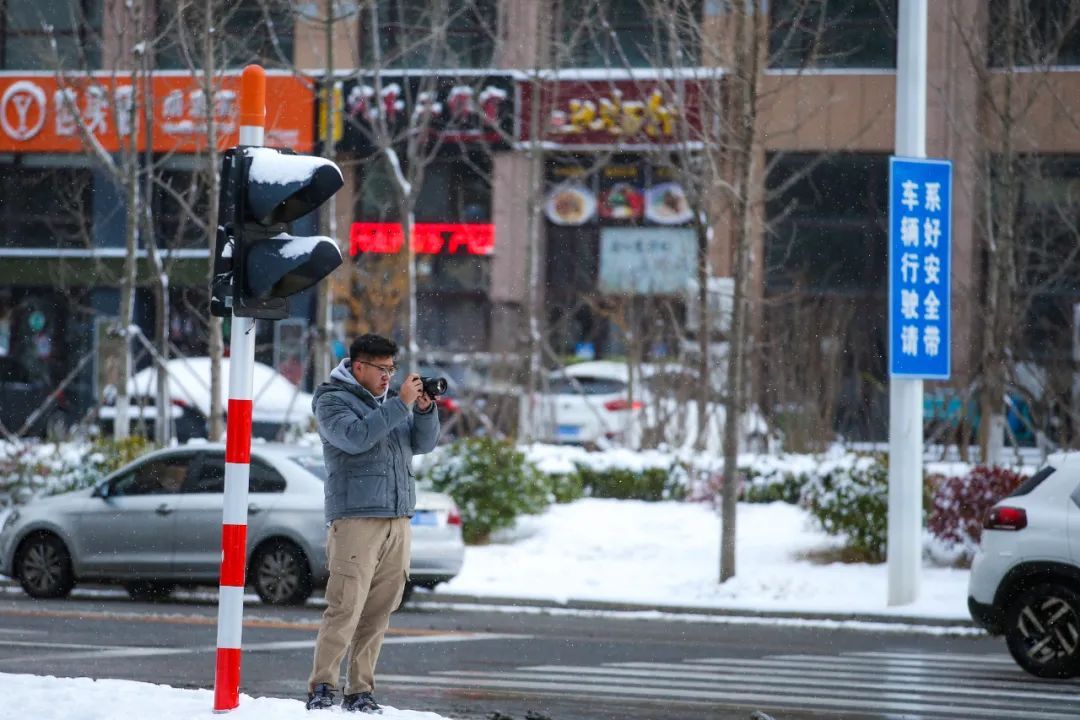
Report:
250,461,286,494
112,456,192,496
184,454,286,494
290,454,327,482
547,376,627,395
186,454,227,494
1008,465,1056,498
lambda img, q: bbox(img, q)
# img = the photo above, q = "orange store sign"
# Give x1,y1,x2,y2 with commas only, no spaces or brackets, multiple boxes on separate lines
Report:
0,72,314,153
350,222,495,256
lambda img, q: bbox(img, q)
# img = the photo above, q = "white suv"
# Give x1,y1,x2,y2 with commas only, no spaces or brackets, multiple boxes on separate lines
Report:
968,453,1080,678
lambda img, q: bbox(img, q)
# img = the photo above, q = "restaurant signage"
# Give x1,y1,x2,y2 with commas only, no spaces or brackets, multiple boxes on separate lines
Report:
336,74,515,154
349,222,495,256
0,72,314,153
519,78,704,146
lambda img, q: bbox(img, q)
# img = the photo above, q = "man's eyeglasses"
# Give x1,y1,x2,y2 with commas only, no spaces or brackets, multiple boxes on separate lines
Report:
358,361,397,378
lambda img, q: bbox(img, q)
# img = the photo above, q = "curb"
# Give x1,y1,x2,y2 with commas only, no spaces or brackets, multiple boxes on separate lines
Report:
0,577,977,629
421,592,978,628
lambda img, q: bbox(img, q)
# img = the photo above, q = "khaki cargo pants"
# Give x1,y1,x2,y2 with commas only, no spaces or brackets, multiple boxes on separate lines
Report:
309,516,411,695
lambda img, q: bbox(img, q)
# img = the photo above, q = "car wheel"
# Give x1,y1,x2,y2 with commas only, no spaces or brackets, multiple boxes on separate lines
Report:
16,533,75,599
1005,583,1080,679
250,540,312,606
124,582,175,602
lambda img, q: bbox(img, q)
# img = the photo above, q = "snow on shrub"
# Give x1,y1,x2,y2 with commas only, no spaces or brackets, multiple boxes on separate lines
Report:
927,465,1027,565
739,453,820,504
420,438,551,544
0,436,152,506
526,444,688,502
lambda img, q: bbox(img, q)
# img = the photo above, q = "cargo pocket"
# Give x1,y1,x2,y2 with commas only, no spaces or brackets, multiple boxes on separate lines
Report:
324,557,364,609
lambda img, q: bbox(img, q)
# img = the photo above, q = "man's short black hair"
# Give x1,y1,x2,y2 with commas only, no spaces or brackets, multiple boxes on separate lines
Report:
350,333,398,362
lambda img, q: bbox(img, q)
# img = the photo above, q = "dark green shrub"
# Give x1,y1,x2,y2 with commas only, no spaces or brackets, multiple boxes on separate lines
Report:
421,438,550,544
545,471,585,504
572,464,685,501
801,456,890,561
801,455,935,562
742,466,808,504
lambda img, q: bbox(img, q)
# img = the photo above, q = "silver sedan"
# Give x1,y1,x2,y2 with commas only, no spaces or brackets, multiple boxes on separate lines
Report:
0,443,464,605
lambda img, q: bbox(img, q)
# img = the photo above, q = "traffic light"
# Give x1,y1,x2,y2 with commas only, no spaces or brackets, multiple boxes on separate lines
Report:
211,146,344,320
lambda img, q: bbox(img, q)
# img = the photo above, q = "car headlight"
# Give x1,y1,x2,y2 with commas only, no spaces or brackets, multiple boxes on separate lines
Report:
1,510,19,533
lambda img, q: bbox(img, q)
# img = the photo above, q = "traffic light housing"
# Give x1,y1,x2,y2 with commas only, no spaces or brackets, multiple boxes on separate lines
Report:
211,147,344,320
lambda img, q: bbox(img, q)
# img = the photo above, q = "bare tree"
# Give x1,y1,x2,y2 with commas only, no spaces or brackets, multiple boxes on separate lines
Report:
947,0,1080,464
46,0,163,441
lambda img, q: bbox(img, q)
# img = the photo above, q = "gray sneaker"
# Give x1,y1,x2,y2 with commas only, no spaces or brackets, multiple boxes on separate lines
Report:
306,683,336,710
341,691,382,714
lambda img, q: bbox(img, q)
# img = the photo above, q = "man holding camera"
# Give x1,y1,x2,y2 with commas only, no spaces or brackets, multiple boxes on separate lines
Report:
306,333,440,713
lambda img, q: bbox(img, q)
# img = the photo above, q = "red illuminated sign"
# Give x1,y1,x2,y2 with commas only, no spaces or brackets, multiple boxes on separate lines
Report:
350,222,495,256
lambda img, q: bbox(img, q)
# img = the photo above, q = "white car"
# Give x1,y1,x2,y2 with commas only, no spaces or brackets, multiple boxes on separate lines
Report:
99,357,315,441
532,361,644,446
967,453,1080,678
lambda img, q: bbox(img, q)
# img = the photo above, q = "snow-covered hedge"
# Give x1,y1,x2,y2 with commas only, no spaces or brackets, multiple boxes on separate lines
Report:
0,437,151,506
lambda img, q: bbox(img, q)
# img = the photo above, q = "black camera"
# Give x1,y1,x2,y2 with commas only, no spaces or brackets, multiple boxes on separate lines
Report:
421,376,448,397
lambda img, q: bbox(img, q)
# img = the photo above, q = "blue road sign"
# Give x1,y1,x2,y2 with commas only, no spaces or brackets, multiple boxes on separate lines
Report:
889,157,952,379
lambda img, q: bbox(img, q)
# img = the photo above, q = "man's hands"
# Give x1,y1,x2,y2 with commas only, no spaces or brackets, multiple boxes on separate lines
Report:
399,373,433,411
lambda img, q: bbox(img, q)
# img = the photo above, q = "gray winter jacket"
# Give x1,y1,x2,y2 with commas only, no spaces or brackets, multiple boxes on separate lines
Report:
313,359,441,523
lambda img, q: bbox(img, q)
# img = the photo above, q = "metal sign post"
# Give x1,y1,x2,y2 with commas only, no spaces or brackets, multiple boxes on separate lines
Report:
887,0,952,607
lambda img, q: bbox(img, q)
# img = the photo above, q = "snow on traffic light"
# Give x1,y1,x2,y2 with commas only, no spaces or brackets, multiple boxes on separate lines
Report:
211,146,344,320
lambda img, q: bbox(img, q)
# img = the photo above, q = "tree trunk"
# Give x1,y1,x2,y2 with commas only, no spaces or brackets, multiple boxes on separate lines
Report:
695,219,711,451
720,3,761,583
204,0,224,441
522,64,547,443
114,154,140,441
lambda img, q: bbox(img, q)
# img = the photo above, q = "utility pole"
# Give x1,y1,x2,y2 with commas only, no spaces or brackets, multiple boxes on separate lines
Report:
887,0,927,606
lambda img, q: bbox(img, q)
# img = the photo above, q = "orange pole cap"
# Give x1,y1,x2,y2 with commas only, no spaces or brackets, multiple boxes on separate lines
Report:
239,65,266,129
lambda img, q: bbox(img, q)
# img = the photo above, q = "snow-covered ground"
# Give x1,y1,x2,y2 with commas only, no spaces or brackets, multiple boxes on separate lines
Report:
0,442,990,718
433,497,973,622
1,673,448,719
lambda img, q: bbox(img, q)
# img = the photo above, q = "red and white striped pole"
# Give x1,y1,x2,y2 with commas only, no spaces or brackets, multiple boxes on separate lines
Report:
213,64,265,713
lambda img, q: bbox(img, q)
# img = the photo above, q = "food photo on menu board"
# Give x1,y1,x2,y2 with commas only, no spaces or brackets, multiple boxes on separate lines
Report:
544,184,597,226
599,182,644,221
644,182,694,225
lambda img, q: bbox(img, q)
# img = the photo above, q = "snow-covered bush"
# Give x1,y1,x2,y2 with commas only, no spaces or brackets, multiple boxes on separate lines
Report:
927,465,1027,565
799,454,892,562
741,461,812,504
572,464,684,501
420,438,551,544
0,436,151,505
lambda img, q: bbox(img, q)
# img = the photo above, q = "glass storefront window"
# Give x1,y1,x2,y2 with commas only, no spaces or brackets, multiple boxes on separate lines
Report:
988,0,1080,67
552,0,702,68
155,0,294,69
0,166,92,248
2,0,101,69
769,0,897,70
363,0,496,69
153,168,212,251
765,152,889,293
353,153,493,347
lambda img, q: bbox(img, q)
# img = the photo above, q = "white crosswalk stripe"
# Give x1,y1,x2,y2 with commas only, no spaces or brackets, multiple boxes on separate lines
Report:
382,649,1080,719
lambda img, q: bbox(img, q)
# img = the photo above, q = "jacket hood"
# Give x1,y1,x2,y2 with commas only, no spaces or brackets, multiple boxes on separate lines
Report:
312,359,391,413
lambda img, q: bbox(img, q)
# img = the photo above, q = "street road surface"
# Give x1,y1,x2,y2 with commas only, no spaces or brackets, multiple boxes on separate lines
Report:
0,586,1077,720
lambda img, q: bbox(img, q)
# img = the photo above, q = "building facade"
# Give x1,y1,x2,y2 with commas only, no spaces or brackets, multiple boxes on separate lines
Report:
1,0,1078,443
